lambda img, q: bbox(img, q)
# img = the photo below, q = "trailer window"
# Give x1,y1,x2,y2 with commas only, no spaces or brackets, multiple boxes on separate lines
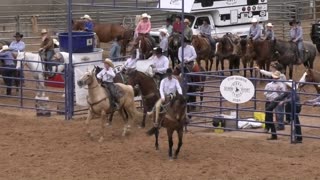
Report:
194,17,211,29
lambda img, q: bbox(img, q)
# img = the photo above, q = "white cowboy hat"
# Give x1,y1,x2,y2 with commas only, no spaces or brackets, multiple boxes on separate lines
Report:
271,71,281,79
0,45,10,52
159,28,168,34
81,14,92,20
53,39,60,46
184,18,191,24
104,58,114,68
251,18,258,23
266,23,273,27
41,29,48,34
141,13,151,19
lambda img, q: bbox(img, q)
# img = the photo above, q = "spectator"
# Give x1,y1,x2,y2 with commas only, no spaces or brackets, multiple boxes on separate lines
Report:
109,36,122,61
164,17,173,35
249,18,262,40
173,16,182,34
159,28,169,57
9,32,25,52
81,14,94,32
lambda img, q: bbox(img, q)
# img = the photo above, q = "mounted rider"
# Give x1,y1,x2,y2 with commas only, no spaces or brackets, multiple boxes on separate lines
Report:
264,23,275,41
159,28,169,57
199,19,216,51
164,17,173,35
81,14,94,32
172,16,182,34
153,68,183,127
96,58,119,109
39,29,55,77
249,18,262,40
178,38,197,72
151,47,169,83
183,18,193,42
135,13,156,47
122,49,140,72
289,19,304,64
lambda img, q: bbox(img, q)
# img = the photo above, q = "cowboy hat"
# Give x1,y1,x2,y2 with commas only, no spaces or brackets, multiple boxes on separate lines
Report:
81,14,92,20
13,32,23,38
166,68,173,74
271,71,281,79
159,28,168,34
41,29,48,34
284,79,298,89
266,23,273,27
184,18,191,24
104,58,114,68
0,45,10,52
53,39,60,46
184,37,191,43
141,13,151,19
251,18,258,23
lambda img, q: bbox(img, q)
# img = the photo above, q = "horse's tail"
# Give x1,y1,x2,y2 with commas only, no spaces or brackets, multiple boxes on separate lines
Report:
146,127,158,136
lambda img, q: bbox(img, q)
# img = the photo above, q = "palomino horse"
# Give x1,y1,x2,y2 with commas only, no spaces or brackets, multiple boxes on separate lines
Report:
215,33,241,74
192,35,214,71
77,67,140,142
131,34,154,59
72,20,134,55
299,68,320,93
273,40,317,79
126,69,160,128
168,33,182,69
147,93,187,160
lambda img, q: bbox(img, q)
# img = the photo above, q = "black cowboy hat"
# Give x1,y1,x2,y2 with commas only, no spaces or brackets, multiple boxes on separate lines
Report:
184,37,191,43
115,35,122,41
153,47,163,54
289,19,300,26
166,17,172,23
13,32,23,38
166,68,173,74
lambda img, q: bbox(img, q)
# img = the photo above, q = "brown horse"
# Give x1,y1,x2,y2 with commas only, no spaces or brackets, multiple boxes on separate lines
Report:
215,33,241,75
168,33,182,69
238,38,254,77
131,34,154,59
72,20,134,55
126,69,159,128
299,68,320,93
147,93,187,160
192,35,214,71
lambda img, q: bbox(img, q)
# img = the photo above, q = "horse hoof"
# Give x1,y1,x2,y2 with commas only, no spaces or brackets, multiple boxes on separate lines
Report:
173,156,178,159
156,147,159,151
105,123,112,127
169,157,174,161
98,137,104,143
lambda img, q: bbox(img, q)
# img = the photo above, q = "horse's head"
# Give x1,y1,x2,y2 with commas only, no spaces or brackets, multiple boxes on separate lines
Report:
169,93,187,121
77,68,95,88
169,34,181,47
126,68,139,86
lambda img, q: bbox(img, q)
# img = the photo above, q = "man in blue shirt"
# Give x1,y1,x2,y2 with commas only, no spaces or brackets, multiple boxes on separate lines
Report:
81,14,94,32
9,32,25,52
109,36,122,61
289,20,303,64
249,18,262,40
0,45,17,95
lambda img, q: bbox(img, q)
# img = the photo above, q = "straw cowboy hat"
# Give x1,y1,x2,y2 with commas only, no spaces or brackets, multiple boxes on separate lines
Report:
271,71,281,79
53,39,60,46
184,18,191,24
0,45,10,52
13,32,23,38
141,13,151,19
81,14,92,21
251,18,258,23
41,29,48,34
266,23,273,27
104,58,114,68
284,79,299,89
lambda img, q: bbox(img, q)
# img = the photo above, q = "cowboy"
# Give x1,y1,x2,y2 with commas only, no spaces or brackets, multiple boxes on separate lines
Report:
135,13,155,47
183,18,193,42
173,16,182,34
81,14,94,32
264,23,275,40
153,68,183,127
39,29,55,77
122,49,140,71
9,32,25,52
0,45,16,95
151,47,169,82
289,19,304,64
96,58,119,109
164,17,173,35
159,28,169,57
199,19,215,50
109,35,122,61
249,18,262,40
178,38,197,71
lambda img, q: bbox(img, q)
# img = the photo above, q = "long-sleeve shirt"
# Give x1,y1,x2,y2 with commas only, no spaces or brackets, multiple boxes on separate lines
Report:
96,68,115,83
165,25,173,35
159,36,168,52
109,42,121,60
160,77,183,100
178,45,197,63
259,70,286,81
135,20,151,34
265,29,275,40
305,96,320,106
173,22,182,33
199,25,212,36
40,35,54,51
152,55,169,74
184,26,193,41
123,49,140,70
249,25,262,40
264,81,286,101
290,26,303,42
9,40,25,52
84,21,94,32
0,51,15,66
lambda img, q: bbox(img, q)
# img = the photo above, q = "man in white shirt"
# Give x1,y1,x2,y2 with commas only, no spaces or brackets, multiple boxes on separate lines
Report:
154,68,183,125
122,49,140,71
151,47,169,81
159,28,169,57
178,38,197,71
96,58,118,109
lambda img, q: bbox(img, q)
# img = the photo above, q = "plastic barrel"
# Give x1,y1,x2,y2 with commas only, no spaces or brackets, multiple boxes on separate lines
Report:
58,32,94,53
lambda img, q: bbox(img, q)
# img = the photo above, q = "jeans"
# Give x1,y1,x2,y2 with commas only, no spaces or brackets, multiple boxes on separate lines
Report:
265,102,277,138
3,65,16,95
297,41,304,61
40,50,54,72
275,104,284,129
285,103,302,141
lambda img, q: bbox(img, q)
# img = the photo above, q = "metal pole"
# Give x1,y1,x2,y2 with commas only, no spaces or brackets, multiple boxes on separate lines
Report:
67,0,73,120
290,81,296,143
181,0,186,95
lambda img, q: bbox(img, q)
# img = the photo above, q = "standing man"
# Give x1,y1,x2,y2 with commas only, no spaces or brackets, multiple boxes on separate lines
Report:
151,47,169,82
183,18,193,42
289,19,304,64
199,19,215,50
81,14,94,32
178,38,197,71
172,16,182,34
0,45,16,95
159,28,169,57
39,29,54,77
164,17,173,35
9,32,25,52
249,18,262,40
109,35,122,61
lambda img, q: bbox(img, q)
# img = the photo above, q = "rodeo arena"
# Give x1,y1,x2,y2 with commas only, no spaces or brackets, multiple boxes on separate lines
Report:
2,0,320,179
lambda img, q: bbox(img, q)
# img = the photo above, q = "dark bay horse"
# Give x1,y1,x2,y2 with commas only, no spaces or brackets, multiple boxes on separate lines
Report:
273,40,317,79
215,33,241,74
299,68,320,93
131,34,154,59
168,33,182,69
147,93,187,160
126,69,159,128
238,38,254,77
72,20,134,55
192,35,214,71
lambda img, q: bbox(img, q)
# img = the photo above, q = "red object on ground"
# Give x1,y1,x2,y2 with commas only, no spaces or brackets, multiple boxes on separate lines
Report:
45,74,65,88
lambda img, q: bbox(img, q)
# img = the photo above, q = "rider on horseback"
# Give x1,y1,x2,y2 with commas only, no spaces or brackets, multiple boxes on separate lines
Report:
81,14,94,32
199,19,215,50
289,19,304,65
173,16,182,34
264,23,275,41
159,28,169,57
135,13,156,47
97,58,119,109
154,68,183,126
122,49,140,72
178,38,197,72
151,47,169,82
39,29,55,77
183,18,193,42
249,18,262,40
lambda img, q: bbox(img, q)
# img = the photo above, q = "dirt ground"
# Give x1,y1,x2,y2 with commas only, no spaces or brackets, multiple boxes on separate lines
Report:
1,42,320,180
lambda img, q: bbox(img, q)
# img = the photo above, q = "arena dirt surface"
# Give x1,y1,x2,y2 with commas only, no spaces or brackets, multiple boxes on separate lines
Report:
0,42,320,180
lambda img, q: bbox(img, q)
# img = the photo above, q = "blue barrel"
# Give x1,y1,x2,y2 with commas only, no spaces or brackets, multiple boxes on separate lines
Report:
58,32,94,53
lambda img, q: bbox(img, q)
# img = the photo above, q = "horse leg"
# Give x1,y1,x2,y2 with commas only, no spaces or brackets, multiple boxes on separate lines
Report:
242,59,247,77
249,60,254,77
220,58,225,76
205,59,209,71
155,127,159,150
86,110,94,140
119,107,130,136
98,111,107,143
170,53,175,69
289,64,293,80
167,128,174,160
209,56,214,71
174,128,184,159
140,108,147,128
215,56,220,71
107,111,114,126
